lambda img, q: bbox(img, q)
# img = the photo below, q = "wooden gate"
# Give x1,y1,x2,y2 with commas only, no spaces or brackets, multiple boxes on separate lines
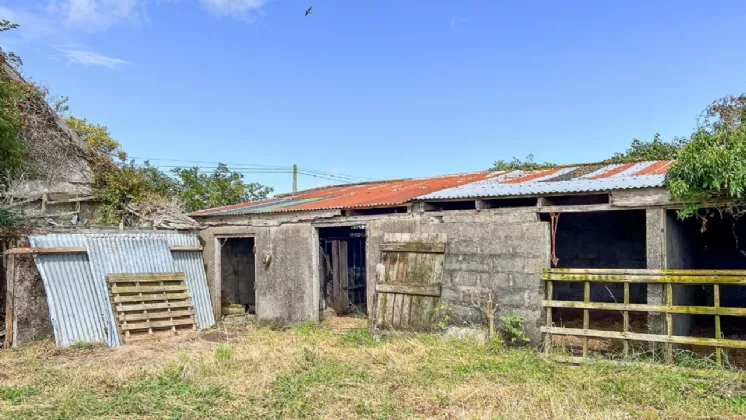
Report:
374,233,445,330
542,268,746,366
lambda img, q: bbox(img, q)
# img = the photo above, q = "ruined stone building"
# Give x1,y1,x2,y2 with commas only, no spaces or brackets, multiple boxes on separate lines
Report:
191,160,741,344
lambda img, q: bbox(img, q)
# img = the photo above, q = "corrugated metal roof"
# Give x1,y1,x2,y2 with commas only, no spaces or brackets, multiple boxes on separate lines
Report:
191,172,497,216
28,232,215,347
191,161,673,216
419,161,671,200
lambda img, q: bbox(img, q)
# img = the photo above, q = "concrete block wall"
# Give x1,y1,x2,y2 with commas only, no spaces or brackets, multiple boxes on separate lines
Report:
200,222,320,325
367,212,550,343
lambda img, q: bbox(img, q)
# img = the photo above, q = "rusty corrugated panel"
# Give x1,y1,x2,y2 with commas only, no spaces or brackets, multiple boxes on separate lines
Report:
190,172,496,216
419,161,670,200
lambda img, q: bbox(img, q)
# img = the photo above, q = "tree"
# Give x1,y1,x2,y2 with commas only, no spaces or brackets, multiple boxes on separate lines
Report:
0,20,22,68
607,134,686,163
491,154,555,171
666,96,746,218
173,164,273,213
0,20,28,187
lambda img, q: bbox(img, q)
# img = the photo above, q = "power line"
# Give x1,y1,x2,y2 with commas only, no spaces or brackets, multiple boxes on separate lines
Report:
121,155,371,182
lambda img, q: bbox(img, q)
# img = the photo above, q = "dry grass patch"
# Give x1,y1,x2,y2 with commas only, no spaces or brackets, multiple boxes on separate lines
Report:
0,318,744,418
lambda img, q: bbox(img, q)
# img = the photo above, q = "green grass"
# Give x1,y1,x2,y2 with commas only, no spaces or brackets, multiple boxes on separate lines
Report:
1,319,745,418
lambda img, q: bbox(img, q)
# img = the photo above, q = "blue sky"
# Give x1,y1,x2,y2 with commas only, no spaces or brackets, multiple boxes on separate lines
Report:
1,1,746,193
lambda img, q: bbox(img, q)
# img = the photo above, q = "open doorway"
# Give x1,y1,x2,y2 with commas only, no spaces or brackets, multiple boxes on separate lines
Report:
220,237,256,315
318,225,367,315
667,209,746,366
544,210,648,354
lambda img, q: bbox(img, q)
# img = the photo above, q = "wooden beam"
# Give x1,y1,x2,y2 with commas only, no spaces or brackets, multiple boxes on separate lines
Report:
46,195,96,205
541,326,746,350
380,242,446,253
541,300,746,316
376,283,442,297
168,245,203,252
543,268,746,284
4,247,86,256
610,188,671,207
107,273,185,282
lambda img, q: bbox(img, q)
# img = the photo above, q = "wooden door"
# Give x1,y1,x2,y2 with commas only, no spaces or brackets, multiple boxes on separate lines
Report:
374,233,446,330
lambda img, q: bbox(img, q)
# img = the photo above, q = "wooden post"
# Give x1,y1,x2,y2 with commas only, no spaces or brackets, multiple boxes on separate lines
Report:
714,284,722,367
622,283,629,359
4,254,15,348
292,164,298,194
665,283,673,364
583,281,590,358
544,280,553,355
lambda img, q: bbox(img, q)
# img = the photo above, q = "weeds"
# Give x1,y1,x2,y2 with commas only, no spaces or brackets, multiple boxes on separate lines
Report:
0,318,745,418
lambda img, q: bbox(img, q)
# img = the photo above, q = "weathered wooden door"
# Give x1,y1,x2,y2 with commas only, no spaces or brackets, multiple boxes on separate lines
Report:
374,233,446,330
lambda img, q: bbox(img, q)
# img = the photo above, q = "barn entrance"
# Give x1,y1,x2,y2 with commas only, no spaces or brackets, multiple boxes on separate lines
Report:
318,226,367,315
219,237,256,315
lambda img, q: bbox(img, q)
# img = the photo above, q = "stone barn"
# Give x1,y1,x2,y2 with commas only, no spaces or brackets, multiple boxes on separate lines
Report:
193,160,746,348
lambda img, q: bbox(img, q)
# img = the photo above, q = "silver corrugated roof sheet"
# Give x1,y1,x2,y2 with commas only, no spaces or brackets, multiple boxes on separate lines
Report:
29,235,107,347
418,161,671,200
159,232,215,330
29,232,214,347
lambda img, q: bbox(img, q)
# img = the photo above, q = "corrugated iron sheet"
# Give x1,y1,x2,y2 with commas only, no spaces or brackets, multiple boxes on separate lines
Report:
86,234,177,346
159,232,216,329
419,161,671,200
29,234,107,347
29,231,214,347
192,172,497,216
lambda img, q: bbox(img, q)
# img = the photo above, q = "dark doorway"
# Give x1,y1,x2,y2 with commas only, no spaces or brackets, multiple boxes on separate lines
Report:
544,210,648,355
319,225,367,315
220,237,256,314
667,210,746,366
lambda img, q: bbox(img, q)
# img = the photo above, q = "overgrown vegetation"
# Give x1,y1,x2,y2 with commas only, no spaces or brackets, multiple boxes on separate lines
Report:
499,314,530,345
0,21,273,225
1,319,745,418
0,22,29,190
491,154,555,171
607,133,686,163
666,95,746,218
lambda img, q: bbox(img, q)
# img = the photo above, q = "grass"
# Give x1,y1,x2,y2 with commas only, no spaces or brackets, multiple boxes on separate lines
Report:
0,317,745,419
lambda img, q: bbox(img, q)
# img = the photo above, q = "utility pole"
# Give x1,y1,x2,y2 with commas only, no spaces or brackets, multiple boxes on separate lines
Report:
292,164,298,193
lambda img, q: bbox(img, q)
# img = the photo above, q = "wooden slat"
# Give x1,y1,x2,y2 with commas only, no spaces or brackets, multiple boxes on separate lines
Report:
116,301,193,312
4,247,86,255
168,245,203,252
547,268,746,276
113,293,191,303
715,284,722,366
118,310,196,322
540,300,746,317
376,283,442,297
541,326,746,350
380,242,446,253
110,285,188,294
124,329,195,343
107,273,185,283
121,318,196,331
542,272,746,284
620,283,624,359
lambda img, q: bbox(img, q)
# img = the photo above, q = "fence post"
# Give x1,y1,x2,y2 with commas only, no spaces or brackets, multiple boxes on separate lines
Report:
665,283,674,363
544,279,553,355
714,284,722,367
583,281,590,359
622,283,629,359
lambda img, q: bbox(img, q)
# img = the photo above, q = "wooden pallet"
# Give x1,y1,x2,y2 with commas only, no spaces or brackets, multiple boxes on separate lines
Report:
106,273,197,344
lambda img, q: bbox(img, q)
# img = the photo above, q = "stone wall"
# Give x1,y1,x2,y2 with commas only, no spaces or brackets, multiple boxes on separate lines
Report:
6,253,53,346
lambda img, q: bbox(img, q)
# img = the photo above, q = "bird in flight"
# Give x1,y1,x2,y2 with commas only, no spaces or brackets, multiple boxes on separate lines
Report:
305,7,312,17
